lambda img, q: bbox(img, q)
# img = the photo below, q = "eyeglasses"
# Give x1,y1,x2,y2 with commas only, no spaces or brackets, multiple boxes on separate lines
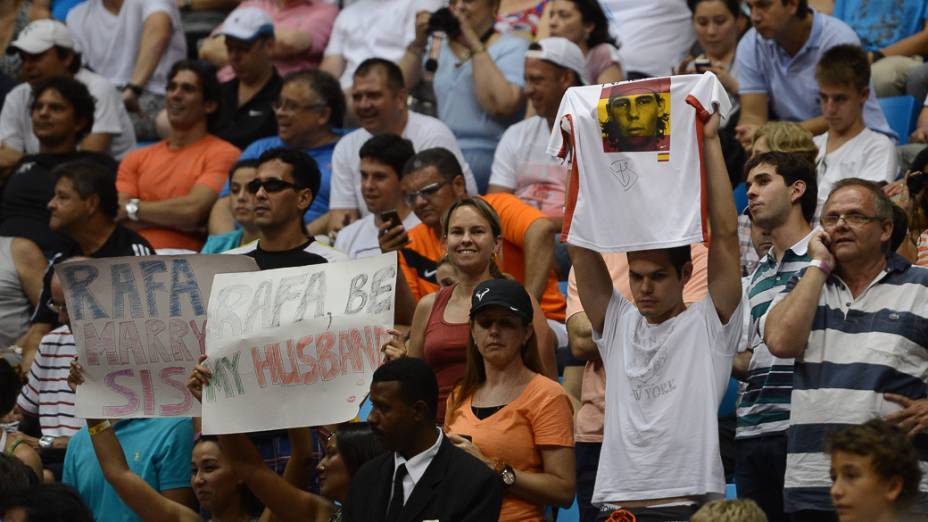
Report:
246,178,302,194
404,180,449,206
820,212,884,227
272,99,326,113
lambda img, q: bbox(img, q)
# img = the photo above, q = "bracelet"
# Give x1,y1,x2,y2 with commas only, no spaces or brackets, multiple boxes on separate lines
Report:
88,420,112,437
809,258,832,278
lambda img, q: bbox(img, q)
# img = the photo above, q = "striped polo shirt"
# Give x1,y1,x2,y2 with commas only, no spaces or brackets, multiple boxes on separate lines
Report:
16,326,84,437
736,230,813,439
761,254,928,513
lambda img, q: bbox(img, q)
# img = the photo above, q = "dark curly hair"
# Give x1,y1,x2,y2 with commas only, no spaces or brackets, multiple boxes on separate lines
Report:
826,418,922,509
31,76,96,142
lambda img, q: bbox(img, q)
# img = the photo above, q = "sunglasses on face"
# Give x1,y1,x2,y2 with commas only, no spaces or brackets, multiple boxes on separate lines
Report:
403,180,449,206
246,178,302,194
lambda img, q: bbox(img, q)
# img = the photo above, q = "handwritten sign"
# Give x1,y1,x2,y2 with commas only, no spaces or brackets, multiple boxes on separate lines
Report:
61,255,259,418
201,254,396,435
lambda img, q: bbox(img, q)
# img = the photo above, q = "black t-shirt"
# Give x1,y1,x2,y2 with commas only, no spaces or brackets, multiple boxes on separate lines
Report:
245,240,329,270
0,152,118,257
32,225,154,325
214,72,282,150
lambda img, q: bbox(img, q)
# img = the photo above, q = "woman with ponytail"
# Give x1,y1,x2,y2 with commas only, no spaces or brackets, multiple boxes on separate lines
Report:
382,197,554,424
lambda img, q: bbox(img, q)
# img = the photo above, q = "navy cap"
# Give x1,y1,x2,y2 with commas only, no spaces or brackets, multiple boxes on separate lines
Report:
470,279,533,323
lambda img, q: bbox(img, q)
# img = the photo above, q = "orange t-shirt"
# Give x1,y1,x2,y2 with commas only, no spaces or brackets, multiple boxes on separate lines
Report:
445,374,574,522
116,135,240,251
399,193,566,321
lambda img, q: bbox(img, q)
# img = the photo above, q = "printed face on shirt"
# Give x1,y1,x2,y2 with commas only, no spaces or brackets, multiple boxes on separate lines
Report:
692,0,740,59
745,163,799,230
820,185,892,265
317,434,352,502
165,69,215,131
818,82,867,136
191,439,241,513
524,58,573,121
548,0,590,46
351,69,405,135
599,78,670,153
470,306,533,370
229,165,258,229
252,159,313,231
31,87,84,147
225,36,272,83
367,380,422,452
401,166,466,229
18,48,72,86
48,176,92,234
443,204,501,276
360,157,404,214
830,451,903,522
626,249,690,324
276,80,331,146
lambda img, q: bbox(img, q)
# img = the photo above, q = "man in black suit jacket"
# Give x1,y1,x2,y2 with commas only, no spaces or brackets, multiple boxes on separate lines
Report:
343,358,502,522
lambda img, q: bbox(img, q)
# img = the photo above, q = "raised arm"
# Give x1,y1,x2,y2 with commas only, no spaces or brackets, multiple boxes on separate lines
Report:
703,112,742,324
68,361,200,522
521,218,557,302
566,245,613,334
219,432,335,522
763,230,833,358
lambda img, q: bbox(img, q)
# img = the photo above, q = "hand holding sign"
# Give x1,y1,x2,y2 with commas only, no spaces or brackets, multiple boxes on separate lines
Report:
202,254,397,435
61,255,259,419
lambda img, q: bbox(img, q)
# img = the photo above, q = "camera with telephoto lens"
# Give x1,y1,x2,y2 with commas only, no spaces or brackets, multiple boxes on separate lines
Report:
428,8,460,39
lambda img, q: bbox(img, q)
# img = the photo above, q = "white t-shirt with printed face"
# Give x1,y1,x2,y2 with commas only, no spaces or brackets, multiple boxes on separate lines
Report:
328,111,479,215
323,0,442,89
592,292,744,503
813,128,897,212
66,0,187,95
548,73,732,252
0,69,136,159
489,115,568,218
334,211,421,259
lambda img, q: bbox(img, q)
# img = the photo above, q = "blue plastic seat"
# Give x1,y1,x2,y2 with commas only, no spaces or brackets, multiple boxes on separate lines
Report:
878,95,920,145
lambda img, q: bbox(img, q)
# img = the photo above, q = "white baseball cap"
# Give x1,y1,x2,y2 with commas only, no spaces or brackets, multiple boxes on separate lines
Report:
219,7,275,42
525,37,588,85
7,19,73,55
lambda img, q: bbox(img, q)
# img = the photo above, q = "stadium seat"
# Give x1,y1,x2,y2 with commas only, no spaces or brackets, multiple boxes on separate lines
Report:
879,95,920,145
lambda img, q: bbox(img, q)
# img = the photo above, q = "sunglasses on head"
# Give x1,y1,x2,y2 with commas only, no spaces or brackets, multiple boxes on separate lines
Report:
246,178,303,194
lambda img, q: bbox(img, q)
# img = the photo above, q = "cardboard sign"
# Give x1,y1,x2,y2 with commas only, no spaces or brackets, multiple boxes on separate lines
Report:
201,254,396,435
61,255,259,418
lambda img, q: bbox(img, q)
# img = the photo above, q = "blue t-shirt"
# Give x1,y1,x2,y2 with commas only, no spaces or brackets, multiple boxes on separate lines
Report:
53,0,86,20
63,418,194,522
222,133,345,224
735,10,894,138
432,32,530,190
833,0,928,51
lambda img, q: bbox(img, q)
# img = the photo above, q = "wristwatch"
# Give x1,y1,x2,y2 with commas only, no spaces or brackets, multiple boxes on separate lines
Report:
496,461,516,487
122,83,144,97
125,198,140,222
38,435,55,450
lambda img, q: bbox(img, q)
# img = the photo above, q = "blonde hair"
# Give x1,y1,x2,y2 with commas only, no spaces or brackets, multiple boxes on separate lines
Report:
752,121,818,166
690,500,768,522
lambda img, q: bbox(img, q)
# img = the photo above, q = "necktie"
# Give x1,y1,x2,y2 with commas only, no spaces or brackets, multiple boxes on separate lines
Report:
385,463,408,522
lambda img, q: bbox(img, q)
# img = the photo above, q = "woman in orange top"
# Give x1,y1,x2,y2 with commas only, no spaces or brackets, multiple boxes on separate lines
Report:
444,278,574,522
383,197,555,424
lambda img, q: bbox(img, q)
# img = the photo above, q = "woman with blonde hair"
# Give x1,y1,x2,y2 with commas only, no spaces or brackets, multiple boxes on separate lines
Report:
382,196,555,424
749,121,818,165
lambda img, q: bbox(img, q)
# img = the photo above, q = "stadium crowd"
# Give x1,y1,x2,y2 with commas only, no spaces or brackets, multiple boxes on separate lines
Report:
1,0,928,521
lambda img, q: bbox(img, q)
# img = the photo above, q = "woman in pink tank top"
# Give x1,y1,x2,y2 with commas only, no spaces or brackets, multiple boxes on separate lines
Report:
382,197,554,424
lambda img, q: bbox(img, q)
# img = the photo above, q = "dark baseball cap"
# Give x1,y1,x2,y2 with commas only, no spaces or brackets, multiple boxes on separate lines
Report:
470,279,533,323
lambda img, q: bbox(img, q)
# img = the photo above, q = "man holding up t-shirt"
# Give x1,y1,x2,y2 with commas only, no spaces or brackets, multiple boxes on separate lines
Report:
569,110,743,521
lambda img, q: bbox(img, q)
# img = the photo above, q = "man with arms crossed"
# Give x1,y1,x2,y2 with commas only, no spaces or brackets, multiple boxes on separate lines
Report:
569,111,743,521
